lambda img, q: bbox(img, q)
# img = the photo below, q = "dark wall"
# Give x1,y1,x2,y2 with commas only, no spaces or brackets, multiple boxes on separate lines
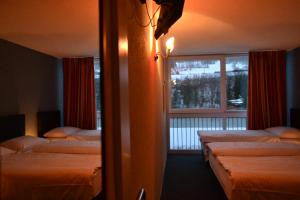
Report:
286,47,300,125
0,39,63,135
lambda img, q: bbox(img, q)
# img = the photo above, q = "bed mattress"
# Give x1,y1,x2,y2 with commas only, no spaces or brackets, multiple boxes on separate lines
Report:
198,130,279,143
209,154,300,200
1,152,102,200
198,130,280,160
66,130,101,141
207,141,300,157
31,140,101,154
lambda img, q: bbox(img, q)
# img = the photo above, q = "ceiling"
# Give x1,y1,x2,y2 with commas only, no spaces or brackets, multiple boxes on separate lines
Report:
0,0,99,58
1,0,300,57
161,0,300,55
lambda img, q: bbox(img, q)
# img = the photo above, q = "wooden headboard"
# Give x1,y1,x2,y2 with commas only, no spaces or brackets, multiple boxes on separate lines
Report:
37,110,61,137
0,114,25,142
290,108,300,129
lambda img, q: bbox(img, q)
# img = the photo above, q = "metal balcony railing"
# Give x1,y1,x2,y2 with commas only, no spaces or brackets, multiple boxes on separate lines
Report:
168,112,247,151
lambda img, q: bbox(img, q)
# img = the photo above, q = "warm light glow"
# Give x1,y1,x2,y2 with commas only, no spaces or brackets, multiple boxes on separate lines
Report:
149,25,153,52
155,40,159,53
166,37,175,54
119,39,128,53
149,4,153,52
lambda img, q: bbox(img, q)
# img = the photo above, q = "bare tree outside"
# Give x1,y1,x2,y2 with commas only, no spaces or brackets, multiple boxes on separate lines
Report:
226,56,248,110
171,59,221,109
94,59,101,129
168,56,248,150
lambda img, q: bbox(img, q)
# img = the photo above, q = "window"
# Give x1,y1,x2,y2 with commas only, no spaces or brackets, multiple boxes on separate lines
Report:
171,59,221,109
168,55,248,151
94,58,101,129
226,56,248,110
169,55,248,112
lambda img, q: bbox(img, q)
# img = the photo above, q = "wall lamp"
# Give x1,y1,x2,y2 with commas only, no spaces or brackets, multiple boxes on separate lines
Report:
154,37,175,61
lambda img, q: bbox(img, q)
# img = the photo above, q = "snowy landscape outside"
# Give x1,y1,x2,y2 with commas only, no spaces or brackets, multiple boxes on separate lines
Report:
94,59,101,130
169,56,248,150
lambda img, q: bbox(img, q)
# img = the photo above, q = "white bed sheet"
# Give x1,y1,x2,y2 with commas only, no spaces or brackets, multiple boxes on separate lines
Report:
209,153,233,198
31,140,101,154
198,130,280,160
207,141,300,157
199,130,279,143
209,154,300,200
66,130,101,141
1,152,102,200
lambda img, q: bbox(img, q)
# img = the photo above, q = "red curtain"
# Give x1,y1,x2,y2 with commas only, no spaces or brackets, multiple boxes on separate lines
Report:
248,51,287,130
63,57,96,129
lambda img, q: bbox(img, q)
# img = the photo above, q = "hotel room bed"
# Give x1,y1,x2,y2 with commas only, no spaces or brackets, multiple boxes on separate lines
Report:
32,140,101,154
37,111,101,141
207,141,300,157
199,109,300,160
198,130,280,160
44,127,101,141
209,154,300,200
1,135,101,155
65,129,101,141
1,151,102,200
0,114,102,200
207,141,300,200
198,127,300,160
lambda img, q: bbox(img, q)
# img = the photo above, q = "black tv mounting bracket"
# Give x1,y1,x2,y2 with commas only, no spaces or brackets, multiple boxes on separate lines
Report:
139,0,165,5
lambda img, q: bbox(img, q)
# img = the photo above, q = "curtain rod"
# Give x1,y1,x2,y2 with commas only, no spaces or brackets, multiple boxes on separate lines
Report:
169,49,290,58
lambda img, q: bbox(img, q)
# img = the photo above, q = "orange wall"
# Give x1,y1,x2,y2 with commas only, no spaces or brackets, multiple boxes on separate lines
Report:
102,0,167,198
127,2,167,199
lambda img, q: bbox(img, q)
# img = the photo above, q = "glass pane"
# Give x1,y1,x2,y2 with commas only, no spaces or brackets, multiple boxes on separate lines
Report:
94,59,101,129
226,56,248,110
170,59,221,109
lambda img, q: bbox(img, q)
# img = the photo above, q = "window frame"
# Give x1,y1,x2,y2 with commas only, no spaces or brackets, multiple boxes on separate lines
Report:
167,54,248,115
94,58,101,130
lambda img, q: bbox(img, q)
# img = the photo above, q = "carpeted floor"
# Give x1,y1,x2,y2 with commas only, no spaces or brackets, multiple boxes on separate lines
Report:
161,154,227,200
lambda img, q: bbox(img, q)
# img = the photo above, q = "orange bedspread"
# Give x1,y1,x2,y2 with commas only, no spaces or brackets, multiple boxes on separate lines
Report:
218,156,300,200
1,153,101,200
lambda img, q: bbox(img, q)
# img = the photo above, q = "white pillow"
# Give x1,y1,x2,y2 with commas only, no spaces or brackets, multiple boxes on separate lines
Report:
0,146,16,157
67,129,101,141
265,126,300,139
43,127,80,138
1,136,48,152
